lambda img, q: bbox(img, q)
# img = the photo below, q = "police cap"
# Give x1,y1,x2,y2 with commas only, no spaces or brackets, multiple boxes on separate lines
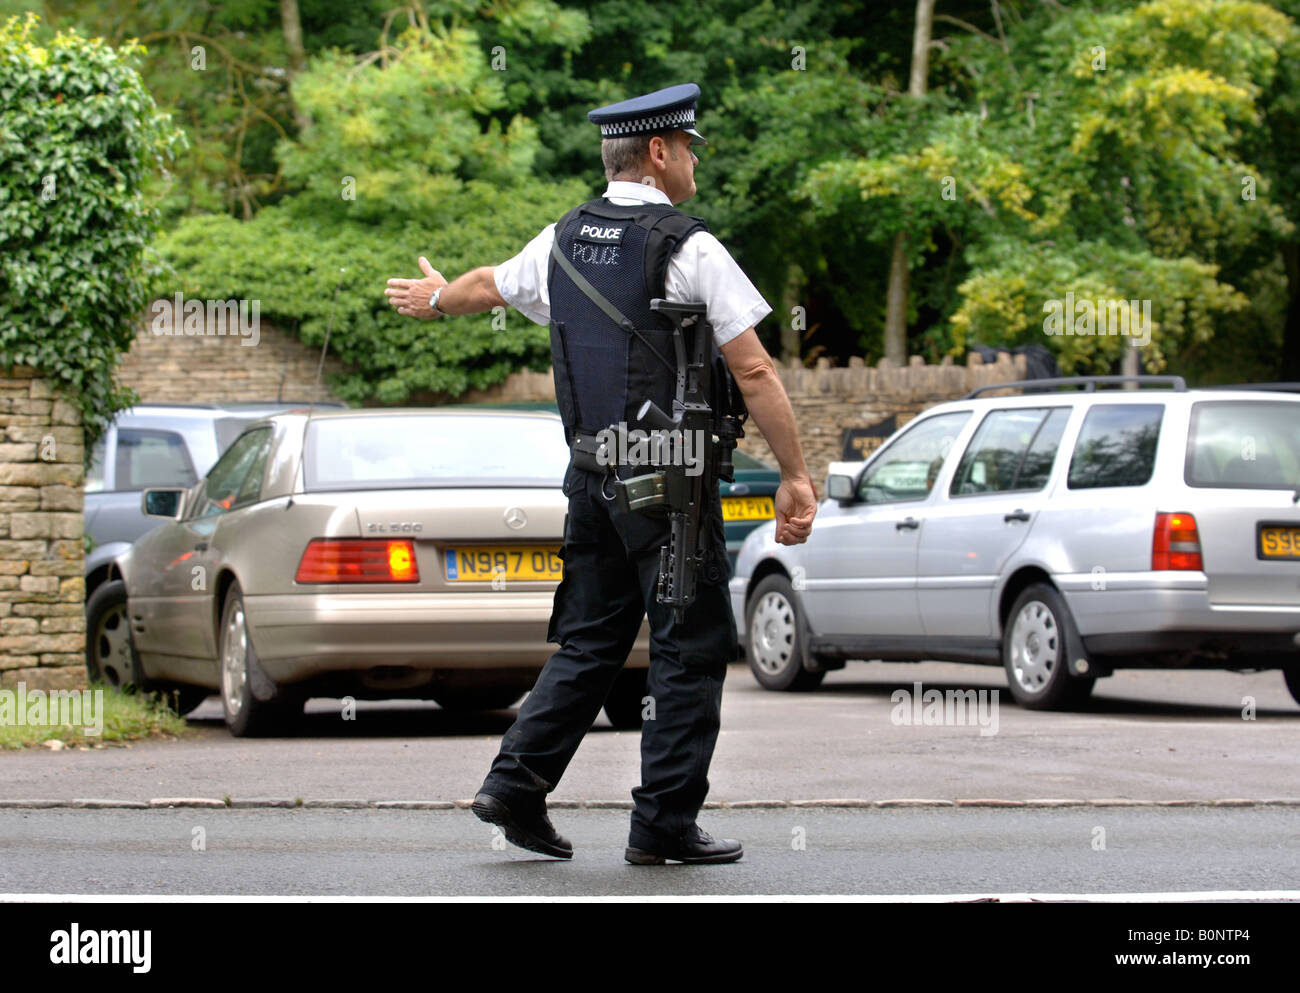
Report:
587,83,707,146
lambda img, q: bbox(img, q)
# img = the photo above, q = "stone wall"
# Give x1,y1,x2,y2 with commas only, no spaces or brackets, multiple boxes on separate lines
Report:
117,307,347,405
467,353,1026,490
114,307,1026,490
0,368,85,691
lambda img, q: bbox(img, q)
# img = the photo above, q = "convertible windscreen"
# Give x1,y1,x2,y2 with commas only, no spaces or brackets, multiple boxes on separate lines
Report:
303,414,571,491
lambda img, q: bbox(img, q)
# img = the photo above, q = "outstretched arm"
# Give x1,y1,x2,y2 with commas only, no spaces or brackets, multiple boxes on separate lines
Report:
384,257,507,319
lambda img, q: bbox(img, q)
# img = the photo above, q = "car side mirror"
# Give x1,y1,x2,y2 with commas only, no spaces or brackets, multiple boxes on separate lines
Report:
142,487,185,520
826,474,855,502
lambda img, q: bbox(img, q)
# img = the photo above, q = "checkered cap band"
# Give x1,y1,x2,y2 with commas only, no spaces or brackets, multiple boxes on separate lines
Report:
599,107,696,138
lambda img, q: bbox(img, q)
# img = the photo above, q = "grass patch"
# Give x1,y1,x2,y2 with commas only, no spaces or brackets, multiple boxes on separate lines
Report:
0,684,194,750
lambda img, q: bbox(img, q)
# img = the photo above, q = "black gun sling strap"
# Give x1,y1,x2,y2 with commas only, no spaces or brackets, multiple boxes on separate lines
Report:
549,236,679,380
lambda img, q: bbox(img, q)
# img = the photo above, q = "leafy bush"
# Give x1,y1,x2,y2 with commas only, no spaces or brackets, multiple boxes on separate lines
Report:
0,14,184,443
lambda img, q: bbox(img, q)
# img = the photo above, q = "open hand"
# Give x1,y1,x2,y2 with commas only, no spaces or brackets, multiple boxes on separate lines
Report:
384,256,446,319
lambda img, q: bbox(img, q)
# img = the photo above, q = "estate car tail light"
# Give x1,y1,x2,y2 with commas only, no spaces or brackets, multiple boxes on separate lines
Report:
1152,513,1203,571
295,539,419,583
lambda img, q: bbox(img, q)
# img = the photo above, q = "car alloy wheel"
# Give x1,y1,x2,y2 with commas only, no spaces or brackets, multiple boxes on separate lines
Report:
218,582,301,737
95,602,137,687
85,580,142,689
751,590,796,678
1007,599,1058,696
745,574,825,691
220,601,250,723
1002,581,1095,710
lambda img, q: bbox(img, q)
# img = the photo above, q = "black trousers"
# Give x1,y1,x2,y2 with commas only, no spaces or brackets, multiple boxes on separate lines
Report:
479,461,737,849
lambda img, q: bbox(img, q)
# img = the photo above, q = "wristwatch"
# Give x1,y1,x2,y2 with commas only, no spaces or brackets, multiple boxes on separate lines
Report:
429,286,447,317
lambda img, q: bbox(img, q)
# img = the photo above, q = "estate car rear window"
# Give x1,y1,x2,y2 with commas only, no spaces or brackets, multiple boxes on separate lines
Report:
1186,401,1300,490
1067,404,1164,489
304,415,571,491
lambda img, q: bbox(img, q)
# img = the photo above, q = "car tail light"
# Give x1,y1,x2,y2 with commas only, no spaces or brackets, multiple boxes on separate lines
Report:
1152,512,1203,571
295,539,420,583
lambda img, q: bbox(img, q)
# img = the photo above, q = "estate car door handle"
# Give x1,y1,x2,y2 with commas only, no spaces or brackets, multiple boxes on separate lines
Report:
1004,509,1031,523
895,517,920,531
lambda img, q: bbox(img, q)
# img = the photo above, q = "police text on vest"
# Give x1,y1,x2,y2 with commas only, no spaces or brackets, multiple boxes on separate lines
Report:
577,224,624,242
572,242,620,266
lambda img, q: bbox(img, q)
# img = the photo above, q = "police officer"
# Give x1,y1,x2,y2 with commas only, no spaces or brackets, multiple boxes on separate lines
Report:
385,83,816,864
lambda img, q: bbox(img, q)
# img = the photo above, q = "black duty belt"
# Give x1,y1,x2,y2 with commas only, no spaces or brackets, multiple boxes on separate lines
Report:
570,432,613,474
570,430,672,476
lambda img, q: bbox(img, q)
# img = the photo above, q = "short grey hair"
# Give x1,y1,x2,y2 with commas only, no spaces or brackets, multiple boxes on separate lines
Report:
601,130,676,181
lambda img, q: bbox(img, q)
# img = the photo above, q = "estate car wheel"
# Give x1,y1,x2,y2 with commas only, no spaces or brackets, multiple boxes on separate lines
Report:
745,574,825,691
602,668,648,730
1002,582,1095,710
219,582,300,737
86,580,143,690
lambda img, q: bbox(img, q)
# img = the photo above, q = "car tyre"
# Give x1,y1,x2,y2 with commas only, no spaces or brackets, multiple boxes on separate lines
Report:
745,574,825,691
219,582,299,737
603,668,648,730
87,581,211,716
1002,582,1095,710
85,580,144,690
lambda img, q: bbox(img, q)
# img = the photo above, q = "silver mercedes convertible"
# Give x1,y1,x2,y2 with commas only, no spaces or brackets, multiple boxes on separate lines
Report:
90,408,650,735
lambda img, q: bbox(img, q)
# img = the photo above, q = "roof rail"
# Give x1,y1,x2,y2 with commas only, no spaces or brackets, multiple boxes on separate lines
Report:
1202,382,1300,393
964,375,1187,400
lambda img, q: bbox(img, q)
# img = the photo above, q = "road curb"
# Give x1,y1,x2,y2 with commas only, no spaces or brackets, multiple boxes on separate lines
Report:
0,797,1297,810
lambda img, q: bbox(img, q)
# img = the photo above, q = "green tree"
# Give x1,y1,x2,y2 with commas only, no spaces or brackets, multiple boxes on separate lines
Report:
154,9,589,403
801,0,1296,375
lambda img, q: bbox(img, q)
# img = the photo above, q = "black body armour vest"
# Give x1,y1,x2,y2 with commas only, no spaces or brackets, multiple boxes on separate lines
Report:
547,197,709,446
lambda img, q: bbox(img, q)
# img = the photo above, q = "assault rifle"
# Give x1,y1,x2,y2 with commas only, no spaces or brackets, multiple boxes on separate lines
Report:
612,299,746,623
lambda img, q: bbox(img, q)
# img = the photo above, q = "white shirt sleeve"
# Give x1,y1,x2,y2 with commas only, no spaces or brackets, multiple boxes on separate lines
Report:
664,231,772,348
492,223,555,326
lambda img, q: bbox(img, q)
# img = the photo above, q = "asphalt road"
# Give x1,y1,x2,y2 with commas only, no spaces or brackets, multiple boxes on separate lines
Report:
1,662,1296,804
0,806,1296,898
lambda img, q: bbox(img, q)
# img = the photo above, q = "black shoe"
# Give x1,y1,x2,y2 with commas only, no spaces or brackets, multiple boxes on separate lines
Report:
471,792,573,859
625,826,743,865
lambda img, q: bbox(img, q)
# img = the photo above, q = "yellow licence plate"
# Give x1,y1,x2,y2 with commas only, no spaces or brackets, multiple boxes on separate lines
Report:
444,546,563,582
723,496,775,522
1259,526,1300,559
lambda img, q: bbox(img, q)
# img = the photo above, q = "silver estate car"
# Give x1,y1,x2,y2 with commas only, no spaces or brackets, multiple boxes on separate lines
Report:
97,409,650,735
733,377,1300,710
